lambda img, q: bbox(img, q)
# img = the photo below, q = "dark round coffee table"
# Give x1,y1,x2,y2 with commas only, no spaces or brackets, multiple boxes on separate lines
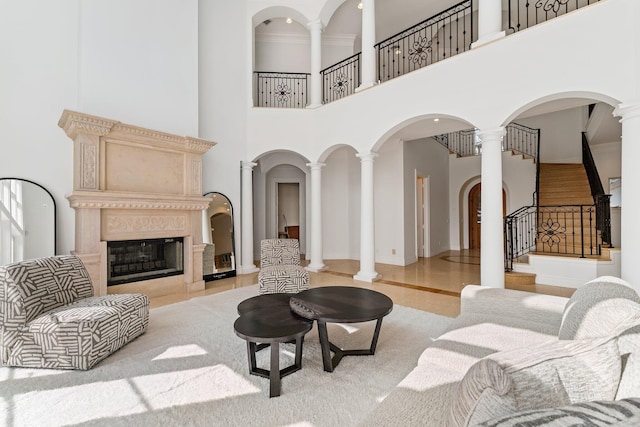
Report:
237,292,294,315
234,301,312,398
289,286,393,372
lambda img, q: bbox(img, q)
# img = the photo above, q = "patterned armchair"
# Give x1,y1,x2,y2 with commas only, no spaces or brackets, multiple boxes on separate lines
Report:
258,239,310,295
0,255,149,370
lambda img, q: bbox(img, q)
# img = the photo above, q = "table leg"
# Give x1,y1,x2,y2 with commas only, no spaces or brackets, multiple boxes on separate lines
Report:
247,341,257,372
369,317,384,353
317,320,334,372
269,342,281,398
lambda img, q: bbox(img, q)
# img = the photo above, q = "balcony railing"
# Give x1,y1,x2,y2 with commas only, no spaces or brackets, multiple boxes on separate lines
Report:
254,72,310,108
321,53,361,104
375,0,473,83
254,0,600,108
508,0,600,33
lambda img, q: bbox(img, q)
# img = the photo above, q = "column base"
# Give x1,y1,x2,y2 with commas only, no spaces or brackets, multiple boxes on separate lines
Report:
239,265,259,275
471,31,506,49
355,81,376,93
306,103,322,109
306,263,328,273
353,271,381,283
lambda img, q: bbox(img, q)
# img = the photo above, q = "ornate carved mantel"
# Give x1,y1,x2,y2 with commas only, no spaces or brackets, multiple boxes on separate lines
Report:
59,110,216,296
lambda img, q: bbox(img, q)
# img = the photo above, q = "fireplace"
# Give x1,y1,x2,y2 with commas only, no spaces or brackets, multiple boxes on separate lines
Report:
59,110,215,297
107,237,184,286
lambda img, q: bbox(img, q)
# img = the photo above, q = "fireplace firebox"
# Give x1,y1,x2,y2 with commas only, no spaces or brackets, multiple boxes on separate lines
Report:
107,238,184,286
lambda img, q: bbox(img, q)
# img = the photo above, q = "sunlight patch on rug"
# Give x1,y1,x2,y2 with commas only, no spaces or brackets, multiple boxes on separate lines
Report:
11,365,259,426
152,344,209,361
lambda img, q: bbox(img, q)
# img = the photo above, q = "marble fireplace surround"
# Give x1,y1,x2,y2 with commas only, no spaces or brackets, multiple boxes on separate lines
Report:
58,110,216,297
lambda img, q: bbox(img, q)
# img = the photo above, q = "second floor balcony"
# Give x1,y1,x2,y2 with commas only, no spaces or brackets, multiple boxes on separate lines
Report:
252,0,600,108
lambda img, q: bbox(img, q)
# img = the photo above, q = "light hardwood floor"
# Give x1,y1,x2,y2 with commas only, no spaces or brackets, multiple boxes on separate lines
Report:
150,250,575,317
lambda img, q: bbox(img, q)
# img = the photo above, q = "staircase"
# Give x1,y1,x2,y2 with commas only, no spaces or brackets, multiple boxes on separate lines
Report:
536,163,600,256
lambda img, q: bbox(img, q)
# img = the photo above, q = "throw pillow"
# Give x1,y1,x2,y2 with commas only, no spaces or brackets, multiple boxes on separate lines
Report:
558,278,640,340
473,398,640,427
449,336,621,427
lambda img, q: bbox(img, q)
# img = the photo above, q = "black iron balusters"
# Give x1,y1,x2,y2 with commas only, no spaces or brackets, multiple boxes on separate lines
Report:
375,0,473,83
254,72,310,108
321,53,361,104
508,0,600,33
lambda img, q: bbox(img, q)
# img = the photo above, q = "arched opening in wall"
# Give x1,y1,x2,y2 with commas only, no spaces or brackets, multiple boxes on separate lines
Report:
253,151,310,261
467,183,506,250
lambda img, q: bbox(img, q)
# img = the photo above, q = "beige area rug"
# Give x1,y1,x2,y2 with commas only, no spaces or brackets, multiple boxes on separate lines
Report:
0,285,453,427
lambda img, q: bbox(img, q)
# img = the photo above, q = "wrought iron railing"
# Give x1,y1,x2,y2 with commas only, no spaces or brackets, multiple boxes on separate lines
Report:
375,0,473,83
321,53,361,104
433,129,478,156
254,72,310,108
505,203,602,270
582,132,612,246
508,0,600,33
435,122,539,159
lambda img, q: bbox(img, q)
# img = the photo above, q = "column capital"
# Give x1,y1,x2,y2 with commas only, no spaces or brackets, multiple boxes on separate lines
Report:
241,161,257,170
476,127,506,141
356,151,378,162
307,19,324,32
306,162,326,170
614,101,640,121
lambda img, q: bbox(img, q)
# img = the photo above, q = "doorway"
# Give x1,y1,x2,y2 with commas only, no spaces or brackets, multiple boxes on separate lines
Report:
416,175,430,258
468,183,506,250
277,183,300,239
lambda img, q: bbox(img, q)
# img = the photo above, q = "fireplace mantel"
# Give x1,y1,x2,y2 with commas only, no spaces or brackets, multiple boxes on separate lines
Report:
59,110,216,297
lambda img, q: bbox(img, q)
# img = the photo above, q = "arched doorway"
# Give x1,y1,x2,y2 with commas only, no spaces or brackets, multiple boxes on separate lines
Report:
468,184,506,249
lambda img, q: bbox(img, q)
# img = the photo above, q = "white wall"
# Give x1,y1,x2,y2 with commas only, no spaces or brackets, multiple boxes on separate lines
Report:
80,0,199,136
374,139,405,264
404,139,450,260
323,146,360,259
199,0,249,268
517,107,585,163
0,0,80,256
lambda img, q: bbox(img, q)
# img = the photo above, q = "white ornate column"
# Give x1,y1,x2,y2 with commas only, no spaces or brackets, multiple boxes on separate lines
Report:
614,101,640,293
472,0,505,48
306,162,327,271
308,19,323,108
478,127,506,288
354,152,380,282
240,161,259,274
357,0,377,91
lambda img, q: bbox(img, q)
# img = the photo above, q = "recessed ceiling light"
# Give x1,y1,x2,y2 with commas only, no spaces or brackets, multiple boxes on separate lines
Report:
357,2,363,9
433,118,440,122
286,17,293,24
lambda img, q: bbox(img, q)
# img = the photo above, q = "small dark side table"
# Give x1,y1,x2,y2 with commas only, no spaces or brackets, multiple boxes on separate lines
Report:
234,295,312,397
289,286,393,372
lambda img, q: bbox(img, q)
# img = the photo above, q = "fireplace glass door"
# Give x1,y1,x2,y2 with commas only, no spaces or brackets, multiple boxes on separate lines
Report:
107,237,184,286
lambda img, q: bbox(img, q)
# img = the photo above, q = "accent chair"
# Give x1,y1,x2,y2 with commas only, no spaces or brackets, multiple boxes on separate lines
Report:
258,239,309,294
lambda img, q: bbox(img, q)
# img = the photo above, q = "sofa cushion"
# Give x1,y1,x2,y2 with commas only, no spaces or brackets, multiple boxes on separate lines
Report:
449,336,621,427
5,293,149,370
616,325,640,400
559,277,640,340
473,398,640,427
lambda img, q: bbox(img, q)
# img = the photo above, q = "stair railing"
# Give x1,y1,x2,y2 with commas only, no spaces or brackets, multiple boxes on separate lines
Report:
505,203,602,271
582,132,612,247
436,122,539,159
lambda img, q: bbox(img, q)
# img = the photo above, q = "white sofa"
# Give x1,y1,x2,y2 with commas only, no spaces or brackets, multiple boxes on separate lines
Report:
362,277,640,426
